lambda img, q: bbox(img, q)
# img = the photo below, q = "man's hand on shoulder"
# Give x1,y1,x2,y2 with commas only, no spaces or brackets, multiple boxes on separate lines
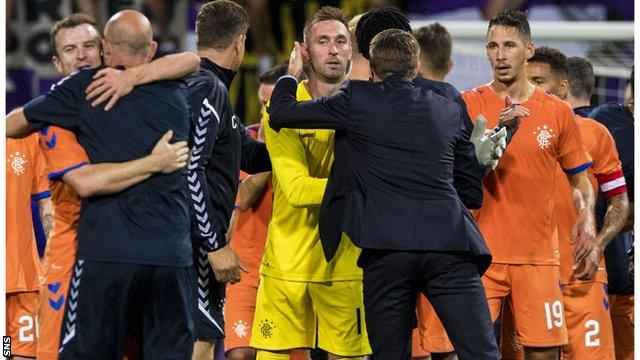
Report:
207,244,249,284
85,67,138,111
149,130,189,173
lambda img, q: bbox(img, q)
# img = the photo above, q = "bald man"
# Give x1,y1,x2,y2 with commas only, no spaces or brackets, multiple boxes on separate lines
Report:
7,10,195,359
103,11,157,62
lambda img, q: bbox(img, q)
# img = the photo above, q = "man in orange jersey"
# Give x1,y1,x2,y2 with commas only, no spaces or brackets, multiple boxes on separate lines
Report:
527,48,627,359
461,10,598,360
500,47,628,360
15,13,199,360
224,124,272,360
6,134,51,359
590,69,635,360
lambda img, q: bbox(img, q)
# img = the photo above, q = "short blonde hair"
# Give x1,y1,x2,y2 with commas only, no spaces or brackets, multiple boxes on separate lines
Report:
348,14,363,50
369,29,419,78
303,6,348,43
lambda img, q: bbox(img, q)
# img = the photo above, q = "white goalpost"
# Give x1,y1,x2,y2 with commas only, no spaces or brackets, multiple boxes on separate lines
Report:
411,20,634,104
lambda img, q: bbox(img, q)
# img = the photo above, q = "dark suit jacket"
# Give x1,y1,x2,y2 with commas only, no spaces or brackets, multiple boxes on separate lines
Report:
317,78,483,265
269,75,491,274
413,77,485,209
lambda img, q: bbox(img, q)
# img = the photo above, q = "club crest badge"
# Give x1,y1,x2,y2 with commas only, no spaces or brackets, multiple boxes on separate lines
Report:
233,320,249,339
7,152,27,175
259,319,275,339
533,125,554,149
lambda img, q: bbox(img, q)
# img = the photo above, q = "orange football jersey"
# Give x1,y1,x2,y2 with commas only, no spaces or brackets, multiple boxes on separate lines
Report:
462,85,591,265
558,117,625,284
229,124,272,287
6,134,49,292
38,126,88,284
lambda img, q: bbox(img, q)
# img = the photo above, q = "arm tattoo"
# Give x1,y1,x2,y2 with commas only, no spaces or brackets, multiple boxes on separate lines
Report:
42,213,53,239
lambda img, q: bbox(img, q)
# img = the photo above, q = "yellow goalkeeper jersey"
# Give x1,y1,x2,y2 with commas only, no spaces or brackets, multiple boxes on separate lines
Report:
260,80,362,282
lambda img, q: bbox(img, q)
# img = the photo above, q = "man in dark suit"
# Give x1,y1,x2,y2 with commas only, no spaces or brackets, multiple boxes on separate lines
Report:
318,8,509,263
268,29,499,360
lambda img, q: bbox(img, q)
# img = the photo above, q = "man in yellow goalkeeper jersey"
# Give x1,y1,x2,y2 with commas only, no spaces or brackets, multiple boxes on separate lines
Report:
250,6,371,360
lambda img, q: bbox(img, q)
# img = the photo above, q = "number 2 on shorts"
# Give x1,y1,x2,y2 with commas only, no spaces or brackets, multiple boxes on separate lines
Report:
584,320,600,347
18,315,36,342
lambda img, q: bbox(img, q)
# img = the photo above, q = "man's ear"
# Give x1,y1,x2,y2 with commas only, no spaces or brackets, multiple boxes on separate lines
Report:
300,42,310,61
147,41,158,62
236,33,246,51
525,42,535,60
102,39,111,61
558,79,569,100
52,56,63,73
410,62,419,79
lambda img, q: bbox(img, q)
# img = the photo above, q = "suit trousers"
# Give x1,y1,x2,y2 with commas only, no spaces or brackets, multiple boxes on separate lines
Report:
359,249,498,360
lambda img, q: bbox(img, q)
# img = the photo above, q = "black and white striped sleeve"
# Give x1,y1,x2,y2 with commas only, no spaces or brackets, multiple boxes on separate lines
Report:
188,92,225,252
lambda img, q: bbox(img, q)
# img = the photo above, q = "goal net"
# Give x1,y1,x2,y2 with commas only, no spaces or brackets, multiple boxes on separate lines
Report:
411,19,633,106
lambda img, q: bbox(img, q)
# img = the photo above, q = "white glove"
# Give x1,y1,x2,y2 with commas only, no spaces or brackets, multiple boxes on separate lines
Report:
487,126,507,170
470,115,508,170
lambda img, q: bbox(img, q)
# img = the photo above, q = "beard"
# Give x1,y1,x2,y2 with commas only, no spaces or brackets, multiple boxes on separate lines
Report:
496,75,516,87
307,58,346,84
494,67,517,87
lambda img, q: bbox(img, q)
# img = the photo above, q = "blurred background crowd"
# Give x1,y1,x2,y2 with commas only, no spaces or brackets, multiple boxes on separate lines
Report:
6,0,633,129
4,1,634,359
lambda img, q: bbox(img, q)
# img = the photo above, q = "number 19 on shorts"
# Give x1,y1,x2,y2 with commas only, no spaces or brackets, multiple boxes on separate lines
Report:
544,300,564,329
